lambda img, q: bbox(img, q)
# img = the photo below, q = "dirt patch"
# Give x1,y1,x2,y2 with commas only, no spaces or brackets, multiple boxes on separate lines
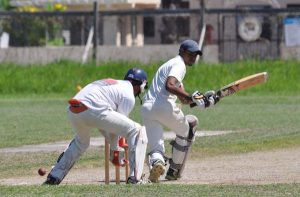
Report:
170,146,300,185
1,146,299,185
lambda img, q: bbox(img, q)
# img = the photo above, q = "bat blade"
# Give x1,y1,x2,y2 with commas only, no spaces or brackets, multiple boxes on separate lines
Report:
217,72,268,98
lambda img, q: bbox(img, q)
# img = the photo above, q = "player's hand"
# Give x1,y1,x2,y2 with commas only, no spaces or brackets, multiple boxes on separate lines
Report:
110,147,128,167
204,90,220,106
191,91,207,109
191,90,220,109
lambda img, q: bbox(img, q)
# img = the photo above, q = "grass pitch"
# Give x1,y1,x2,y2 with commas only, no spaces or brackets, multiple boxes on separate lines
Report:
0,60,300,196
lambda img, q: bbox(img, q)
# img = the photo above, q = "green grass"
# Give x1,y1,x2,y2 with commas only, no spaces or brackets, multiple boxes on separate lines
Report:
0,98,72,147
0,184,300,197
0,149,104,178
0,95,299,180
1,59,300,96
185,60,300,95
1,96,299,149
0,60,300,195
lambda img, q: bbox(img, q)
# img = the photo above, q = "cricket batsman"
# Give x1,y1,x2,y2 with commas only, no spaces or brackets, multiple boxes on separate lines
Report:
141,39,219,183
44,68,149,185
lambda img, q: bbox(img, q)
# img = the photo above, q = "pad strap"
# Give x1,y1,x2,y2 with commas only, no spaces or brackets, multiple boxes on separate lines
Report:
170,140,189,152
169,159,182,170
176,135,188,140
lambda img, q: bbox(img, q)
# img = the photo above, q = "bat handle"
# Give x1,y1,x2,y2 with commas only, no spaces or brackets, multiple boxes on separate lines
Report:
190,103,197,108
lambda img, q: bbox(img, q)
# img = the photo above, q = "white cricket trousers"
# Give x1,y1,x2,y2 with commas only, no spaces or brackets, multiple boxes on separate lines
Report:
50,107,138,181
141,100,189,165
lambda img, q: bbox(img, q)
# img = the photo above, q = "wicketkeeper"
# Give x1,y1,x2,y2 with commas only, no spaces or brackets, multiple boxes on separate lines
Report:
141,39,219,183
44,68,148,185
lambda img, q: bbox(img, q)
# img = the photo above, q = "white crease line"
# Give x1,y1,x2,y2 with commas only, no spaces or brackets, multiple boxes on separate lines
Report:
0,130,233,153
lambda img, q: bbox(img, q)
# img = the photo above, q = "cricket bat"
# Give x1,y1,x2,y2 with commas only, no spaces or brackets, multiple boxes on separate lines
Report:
216,72,268,99
191,72,268,107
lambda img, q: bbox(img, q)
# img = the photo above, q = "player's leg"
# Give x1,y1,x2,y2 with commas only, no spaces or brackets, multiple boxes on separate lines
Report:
146,120,166,183
95,109,147,183
151,101,199,180
141,103,166,183
44,109,92,185
165,114,198,180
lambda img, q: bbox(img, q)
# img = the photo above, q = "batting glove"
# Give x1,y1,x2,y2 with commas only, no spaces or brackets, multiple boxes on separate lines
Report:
204,90,220,106
191,90,220,109
191,91,208,109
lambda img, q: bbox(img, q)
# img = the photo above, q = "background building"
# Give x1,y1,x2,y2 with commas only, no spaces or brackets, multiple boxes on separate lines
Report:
1,0,299,64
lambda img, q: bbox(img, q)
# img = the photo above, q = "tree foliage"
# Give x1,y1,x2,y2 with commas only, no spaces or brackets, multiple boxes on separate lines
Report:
0,0,12,11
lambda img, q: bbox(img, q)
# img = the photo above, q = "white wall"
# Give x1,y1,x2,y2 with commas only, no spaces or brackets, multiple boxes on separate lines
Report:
1,44,300,65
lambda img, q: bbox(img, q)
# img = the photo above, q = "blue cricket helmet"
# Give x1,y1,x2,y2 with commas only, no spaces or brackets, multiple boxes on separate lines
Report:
179,39,202,56
124,68,148,86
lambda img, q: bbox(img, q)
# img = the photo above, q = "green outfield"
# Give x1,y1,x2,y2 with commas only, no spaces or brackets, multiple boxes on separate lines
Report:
0,60,300,196
1,184,300,196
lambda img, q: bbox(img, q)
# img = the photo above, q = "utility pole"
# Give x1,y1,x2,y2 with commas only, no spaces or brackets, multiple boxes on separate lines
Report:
196,0,206,63
200,0,205,37
93,1,98,62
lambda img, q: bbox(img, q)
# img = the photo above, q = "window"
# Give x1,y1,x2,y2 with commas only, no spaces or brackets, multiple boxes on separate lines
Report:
287,4,300,17
287,4,300,8
144,17,155,37
177,16,189,37
161,0,189,9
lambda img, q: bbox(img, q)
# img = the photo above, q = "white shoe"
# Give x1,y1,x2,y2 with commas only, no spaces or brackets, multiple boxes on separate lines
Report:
148,160,165,183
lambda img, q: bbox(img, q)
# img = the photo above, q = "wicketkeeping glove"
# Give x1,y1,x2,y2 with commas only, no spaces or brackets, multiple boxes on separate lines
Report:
110,147,128,167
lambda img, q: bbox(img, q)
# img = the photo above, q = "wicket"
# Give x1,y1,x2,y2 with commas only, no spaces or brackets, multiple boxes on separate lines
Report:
104,137,129,184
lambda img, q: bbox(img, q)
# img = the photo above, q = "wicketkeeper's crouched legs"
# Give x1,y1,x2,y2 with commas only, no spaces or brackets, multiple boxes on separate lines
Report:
166,115,198,180
44,133,90,185
44,109,92,185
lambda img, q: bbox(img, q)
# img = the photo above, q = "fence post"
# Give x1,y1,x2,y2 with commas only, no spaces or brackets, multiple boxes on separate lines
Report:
200,0,205,30
93,1,98,63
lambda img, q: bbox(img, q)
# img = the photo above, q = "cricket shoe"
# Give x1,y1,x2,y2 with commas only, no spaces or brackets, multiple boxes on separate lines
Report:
127,176,139,184
148,160,165,183
165,167,180,181
127,175,151,185
43,174,61,185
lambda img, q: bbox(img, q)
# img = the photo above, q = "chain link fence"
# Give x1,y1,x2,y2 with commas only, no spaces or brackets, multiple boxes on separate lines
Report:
0,7,300,63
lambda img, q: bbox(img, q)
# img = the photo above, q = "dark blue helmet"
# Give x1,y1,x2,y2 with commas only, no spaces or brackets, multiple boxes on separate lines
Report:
124,68,148,86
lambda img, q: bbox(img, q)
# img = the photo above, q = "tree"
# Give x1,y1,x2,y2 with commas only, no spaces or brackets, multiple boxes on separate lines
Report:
0,0,12,11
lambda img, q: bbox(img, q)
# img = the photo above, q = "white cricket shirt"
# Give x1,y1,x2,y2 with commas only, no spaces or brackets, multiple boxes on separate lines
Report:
144,55,186,103
74,79,135,116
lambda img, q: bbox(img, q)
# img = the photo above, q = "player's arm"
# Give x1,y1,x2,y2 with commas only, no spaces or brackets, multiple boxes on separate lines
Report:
166,76,193,104
108,97,133,167
166,76,218,108
100,130,126,167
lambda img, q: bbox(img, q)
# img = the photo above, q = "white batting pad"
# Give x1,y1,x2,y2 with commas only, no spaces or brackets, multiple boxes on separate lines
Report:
130,126,148,180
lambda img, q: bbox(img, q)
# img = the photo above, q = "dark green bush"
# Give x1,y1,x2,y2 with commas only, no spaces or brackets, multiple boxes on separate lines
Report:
3,16,63,46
